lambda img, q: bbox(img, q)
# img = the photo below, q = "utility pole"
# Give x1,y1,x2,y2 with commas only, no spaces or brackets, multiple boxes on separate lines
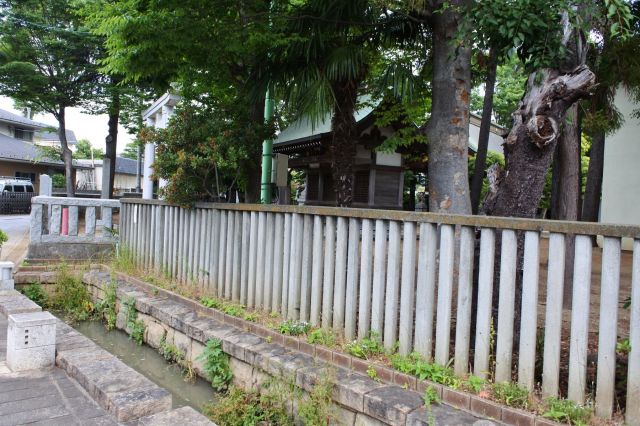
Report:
260,88,274,203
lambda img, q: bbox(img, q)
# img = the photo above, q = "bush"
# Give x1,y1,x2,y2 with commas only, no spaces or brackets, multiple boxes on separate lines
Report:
203,384,293,426
197,338,233,391
20,282,48,307
49,264,94,321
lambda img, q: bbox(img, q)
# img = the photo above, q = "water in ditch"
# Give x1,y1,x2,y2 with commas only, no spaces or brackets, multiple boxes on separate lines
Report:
71,320,218,411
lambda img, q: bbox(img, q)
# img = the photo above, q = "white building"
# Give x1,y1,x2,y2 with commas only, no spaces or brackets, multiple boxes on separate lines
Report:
75,157,139,194
600,88,640,250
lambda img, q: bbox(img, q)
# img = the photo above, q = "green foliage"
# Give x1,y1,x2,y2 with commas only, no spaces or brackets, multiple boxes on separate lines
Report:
542,398,592,426
0,0,101,194
120,141,141,160
49,264,94,322
492,382,530,410
95,281,117,330
203,383,294,426
0,229,8,248
200,296,221,309
197,338,233,391
20,282,48,307
298,373,335,426
122,297,145,345
112,245,137,275
391,353,460,388
470,57,527,128
278,320,310,336
616,338,631,354
344,332,384,360
51,174,66,188
307,328,337,347
74,139,104,160
366,365,378,381
423,386,441,406
159,334,184,364
462,375,486,394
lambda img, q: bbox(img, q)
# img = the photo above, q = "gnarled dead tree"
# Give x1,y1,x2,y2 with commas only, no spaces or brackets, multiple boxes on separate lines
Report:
484,66,596,218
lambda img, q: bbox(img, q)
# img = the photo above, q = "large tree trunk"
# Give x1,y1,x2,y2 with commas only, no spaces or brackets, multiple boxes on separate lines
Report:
103,91,120,199
471,48,498,214
555,104,581,307
243,97,266,203
424,4,472,214
483,67,595,218
330,79,358,207
582,131,605,223
57,107,75,197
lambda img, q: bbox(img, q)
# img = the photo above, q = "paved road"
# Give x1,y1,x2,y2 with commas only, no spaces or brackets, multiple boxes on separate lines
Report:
0,215,29,265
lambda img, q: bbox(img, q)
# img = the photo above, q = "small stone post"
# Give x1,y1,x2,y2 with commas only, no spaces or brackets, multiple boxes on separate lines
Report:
0,261,14,290
6,311,57,372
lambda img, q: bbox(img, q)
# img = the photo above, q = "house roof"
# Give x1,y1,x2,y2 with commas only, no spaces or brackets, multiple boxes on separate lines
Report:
114,156,138,175
36,129,78,145
75,156,139,176
0,108,48,130
0,132,64,167
275,97,376,148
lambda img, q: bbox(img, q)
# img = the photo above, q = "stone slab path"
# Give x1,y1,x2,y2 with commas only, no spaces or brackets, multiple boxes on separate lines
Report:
0,215,29,266
0,316,119,426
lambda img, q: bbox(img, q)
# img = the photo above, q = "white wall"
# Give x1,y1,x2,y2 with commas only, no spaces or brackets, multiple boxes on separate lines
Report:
468,123,505,155
600,88,640,250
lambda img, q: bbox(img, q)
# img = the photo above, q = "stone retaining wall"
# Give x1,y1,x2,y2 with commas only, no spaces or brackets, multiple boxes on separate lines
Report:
81,268,495,426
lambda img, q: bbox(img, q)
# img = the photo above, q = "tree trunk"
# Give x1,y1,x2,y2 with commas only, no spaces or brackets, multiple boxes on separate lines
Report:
424,5,472,214
243,97,266,203
103,91,120,199
483,67,595,219
582,131,605,223
57,107,75,197
555,104,581,307
471,48,498,214
330,79,358,207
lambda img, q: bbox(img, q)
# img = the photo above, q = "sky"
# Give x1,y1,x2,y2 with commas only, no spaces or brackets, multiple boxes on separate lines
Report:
0,96,134,153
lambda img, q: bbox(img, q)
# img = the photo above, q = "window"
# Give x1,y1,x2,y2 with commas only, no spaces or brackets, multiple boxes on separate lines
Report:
13,185,25,192
353,170,370,203
13,128,33,141
15,172,36,183
3,185,12,192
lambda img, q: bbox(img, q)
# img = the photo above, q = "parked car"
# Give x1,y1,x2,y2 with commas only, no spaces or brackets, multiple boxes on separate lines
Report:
0,177,35,214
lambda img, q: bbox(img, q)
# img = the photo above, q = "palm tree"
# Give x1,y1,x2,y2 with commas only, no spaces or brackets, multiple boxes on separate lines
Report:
264,0,386,206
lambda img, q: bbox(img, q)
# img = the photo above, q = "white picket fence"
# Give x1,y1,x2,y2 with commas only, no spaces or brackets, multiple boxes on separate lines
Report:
119,199,640,422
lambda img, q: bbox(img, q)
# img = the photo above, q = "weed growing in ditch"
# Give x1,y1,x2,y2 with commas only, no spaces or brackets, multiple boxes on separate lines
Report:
122,297,145,345
49,264,94,322
423,386,441,406
542,398,592,426
111,245,137,275
298,372,335,426
278,319,310,336
158,334,194,381
307,328,336,347
366,365,379,381
20,282,48,307
95,281,117,330
197,338,232,391
491,382,530,410
203,382,294,426
344,332,384,359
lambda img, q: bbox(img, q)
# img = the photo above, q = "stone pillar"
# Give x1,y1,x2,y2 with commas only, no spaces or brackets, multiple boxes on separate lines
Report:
39,174,52,196
157,105,175,198
7,311,56,372
101,157,111,199
0,261,14,290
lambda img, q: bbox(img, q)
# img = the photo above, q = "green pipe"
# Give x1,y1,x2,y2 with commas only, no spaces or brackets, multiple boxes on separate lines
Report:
260,88,275,204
